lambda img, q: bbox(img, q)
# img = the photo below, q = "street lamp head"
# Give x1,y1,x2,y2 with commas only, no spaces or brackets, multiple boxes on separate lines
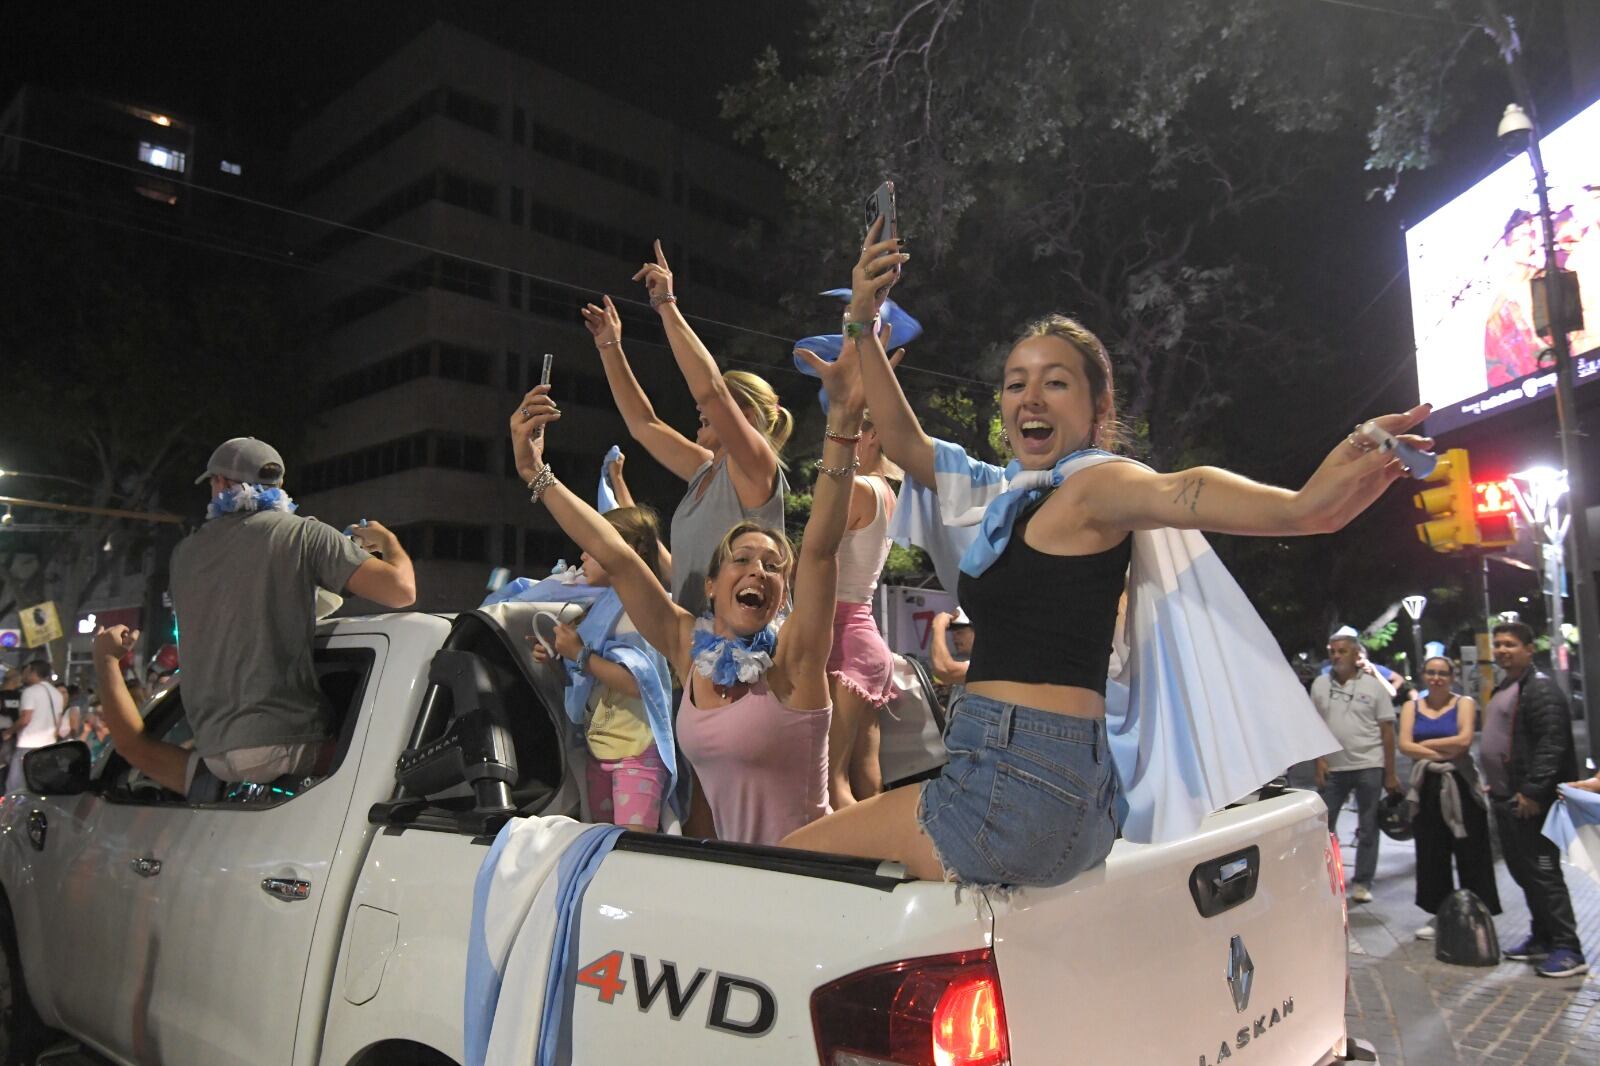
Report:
1402,594,1428,621
1498,103,1534,154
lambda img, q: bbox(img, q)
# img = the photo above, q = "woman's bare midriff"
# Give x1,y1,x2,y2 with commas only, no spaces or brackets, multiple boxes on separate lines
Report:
965,680,1106,718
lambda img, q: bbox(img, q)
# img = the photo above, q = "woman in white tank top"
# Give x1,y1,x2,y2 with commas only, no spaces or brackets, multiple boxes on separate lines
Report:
824,413,901,807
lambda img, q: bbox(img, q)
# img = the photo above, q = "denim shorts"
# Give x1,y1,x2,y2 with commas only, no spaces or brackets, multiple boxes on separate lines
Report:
917,692,1119,888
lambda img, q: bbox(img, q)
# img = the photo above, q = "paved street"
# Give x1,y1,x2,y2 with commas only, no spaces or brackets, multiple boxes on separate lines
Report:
1342,810,1600,1064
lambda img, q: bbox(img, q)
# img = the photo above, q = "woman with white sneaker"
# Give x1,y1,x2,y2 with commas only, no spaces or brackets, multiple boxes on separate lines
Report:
1397,656,1499,941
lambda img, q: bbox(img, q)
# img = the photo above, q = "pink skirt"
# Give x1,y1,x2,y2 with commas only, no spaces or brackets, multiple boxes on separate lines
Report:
827,601,898,707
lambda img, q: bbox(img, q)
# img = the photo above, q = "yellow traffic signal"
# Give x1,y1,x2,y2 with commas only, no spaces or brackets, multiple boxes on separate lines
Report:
1415,448,1478,552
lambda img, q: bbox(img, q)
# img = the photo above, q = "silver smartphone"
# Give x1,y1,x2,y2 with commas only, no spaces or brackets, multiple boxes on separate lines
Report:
865,180,898,244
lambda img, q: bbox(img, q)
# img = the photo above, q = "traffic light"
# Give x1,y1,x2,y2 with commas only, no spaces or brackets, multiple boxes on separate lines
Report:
1472,477,1520,550
1415,448,1478,552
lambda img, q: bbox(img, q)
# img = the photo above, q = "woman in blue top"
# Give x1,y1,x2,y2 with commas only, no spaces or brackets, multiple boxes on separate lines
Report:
782,217,1432,888
1398,656,1498,939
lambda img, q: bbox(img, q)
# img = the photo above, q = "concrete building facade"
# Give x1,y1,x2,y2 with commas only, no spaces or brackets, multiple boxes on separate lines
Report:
286,22,785,611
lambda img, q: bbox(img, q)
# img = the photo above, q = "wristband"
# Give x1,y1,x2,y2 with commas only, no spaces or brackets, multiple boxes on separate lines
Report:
826,429,863,445
649,292,677,309
576,644,594,673
815,455,861,479
526,466,557,503
597,339,620,350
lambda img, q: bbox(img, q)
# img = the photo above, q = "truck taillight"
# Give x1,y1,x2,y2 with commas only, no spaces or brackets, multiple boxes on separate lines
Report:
812,950,1010,1066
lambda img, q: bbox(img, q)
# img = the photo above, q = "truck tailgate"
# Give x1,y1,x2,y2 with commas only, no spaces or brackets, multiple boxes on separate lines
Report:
991,790,1347,1066
569,842,992,1062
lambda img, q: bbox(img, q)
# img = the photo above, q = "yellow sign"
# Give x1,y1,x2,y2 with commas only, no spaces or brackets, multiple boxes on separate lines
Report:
20,601,62,648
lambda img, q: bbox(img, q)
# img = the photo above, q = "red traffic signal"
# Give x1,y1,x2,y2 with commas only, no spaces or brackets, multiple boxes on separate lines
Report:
1472,477,1519,549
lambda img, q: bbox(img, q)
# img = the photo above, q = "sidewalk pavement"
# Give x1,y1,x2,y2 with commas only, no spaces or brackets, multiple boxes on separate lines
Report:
1340,813,1600,1065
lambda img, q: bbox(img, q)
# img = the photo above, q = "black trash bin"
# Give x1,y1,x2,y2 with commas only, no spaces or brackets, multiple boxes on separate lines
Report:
1434,889,1501,967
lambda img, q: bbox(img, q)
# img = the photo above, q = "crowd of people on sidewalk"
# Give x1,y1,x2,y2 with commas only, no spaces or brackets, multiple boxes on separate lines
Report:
1308,618,1596,979
11,219,1448,901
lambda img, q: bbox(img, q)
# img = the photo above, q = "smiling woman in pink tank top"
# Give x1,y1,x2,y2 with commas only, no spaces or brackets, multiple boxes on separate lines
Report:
510,312,885,845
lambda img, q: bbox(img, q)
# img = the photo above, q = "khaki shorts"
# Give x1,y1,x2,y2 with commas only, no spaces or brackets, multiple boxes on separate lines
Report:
184,742,325,791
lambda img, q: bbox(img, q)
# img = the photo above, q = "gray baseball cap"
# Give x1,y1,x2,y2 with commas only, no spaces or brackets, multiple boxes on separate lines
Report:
195,437,285,486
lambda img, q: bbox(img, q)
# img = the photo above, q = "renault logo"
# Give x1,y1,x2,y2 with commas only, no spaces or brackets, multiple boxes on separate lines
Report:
1226,935,1254,1013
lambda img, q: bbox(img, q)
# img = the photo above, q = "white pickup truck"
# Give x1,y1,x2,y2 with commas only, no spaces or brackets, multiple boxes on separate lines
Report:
0,604,1374,1066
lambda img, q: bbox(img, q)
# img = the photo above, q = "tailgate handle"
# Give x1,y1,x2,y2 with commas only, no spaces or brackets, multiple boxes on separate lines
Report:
1189,846,1260,918
262,877,313,902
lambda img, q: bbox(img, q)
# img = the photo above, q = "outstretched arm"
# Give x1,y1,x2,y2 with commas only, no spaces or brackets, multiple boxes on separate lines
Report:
511,386,694,669
782,342,871,708
92,626,191,794
849,217,931,487
583,295,710,482
635,241,779,507
1068,405,1433,538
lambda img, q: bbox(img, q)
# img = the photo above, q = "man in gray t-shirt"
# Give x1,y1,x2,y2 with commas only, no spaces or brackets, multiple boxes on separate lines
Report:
170,437,417,788
1309,628,1400,900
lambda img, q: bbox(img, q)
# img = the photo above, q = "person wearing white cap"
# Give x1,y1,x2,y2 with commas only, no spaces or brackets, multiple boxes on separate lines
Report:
1310,625,1401,903
929,608,974,692
167,437,416,793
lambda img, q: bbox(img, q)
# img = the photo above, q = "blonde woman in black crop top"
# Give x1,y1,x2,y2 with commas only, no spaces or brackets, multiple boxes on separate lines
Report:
781,218,1432,889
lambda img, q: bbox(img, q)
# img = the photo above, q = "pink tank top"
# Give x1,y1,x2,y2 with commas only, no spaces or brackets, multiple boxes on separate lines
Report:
835,475,895,604
676,681,830,846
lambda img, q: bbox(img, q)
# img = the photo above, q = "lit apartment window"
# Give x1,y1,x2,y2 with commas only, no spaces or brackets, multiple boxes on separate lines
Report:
220,160,243,175
138,141,186,173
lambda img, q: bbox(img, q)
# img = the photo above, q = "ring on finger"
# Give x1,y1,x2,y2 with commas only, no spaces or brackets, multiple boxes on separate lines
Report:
521,407,532,418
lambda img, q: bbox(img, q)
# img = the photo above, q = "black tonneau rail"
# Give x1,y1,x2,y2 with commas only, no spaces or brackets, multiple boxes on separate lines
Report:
613,833,912,893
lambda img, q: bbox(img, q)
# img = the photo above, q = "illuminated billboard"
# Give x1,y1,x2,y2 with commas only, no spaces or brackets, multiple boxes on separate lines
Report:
1406,97,1600,434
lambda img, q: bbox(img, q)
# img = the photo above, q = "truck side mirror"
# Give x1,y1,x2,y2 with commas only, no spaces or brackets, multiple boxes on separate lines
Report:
23,741,95,795
394,649,518,814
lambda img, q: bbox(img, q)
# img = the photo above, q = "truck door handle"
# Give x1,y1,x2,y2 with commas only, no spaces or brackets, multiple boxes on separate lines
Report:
261,877,312,902
1188,846,1260,918
130,857,162,878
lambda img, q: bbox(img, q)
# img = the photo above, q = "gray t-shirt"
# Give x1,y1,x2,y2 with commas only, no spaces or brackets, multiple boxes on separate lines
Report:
1479,680,1520,797
1309,671,1396,772
669,458,787,618
170,510,368,757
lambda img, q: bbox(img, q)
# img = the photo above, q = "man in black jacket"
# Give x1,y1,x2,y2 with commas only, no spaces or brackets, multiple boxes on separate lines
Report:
1481,622,1587,977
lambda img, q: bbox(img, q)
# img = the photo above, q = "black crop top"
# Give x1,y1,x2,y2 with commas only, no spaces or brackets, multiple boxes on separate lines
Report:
956,504,1131,694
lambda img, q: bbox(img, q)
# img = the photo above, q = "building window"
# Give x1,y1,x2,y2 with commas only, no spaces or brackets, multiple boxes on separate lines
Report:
527,121,661,197
138,141,186,173
501,524,519,566
509,185,524,225
219,160,243,176
440,89,498,135
431,524,489,562
512,106,526,145
436,343,493,385
507,273,523,310
432,432,490,472
522,528,567,571
300,430,497,493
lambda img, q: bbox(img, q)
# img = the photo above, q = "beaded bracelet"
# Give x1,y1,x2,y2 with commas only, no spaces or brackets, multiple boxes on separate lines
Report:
825,429,863,445
649,292,678,309
815,455,861,479
526,466,557,503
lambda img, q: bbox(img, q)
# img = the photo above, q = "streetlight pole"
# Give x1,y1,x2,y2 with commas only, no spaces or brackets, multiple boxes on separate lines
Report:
1499,107,1600,772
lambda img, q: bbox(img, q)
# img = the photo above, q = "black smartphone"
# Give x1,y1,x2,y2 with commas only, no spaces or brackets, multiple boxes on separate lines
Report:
865,180,898,245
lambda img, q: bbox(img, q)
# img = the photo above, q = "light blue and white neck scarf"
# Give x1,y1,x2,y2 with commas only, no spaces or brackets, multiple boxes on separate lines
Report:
690,616,778,689
206,483,296,521
888,437,1339,844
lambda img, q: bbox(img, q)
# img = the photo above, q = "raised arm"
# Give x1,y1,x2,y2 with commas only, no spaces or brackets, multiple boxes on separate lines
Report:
781,346,870,709
849,217,932,487
928,612,970,685
583,295,710,482
511,385,695,668
634,242,779,506
92,626,191,795
1069,405,1433,538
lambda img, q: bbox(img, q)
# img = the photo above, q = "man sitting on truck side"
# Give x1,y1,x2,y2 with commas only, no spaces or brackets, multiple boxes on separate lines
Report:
170,437,416,792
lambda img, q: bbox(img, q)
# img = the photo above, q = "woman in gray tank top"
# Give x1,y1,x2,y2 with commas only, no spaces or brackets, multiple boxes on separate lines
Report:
583,241,790,617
